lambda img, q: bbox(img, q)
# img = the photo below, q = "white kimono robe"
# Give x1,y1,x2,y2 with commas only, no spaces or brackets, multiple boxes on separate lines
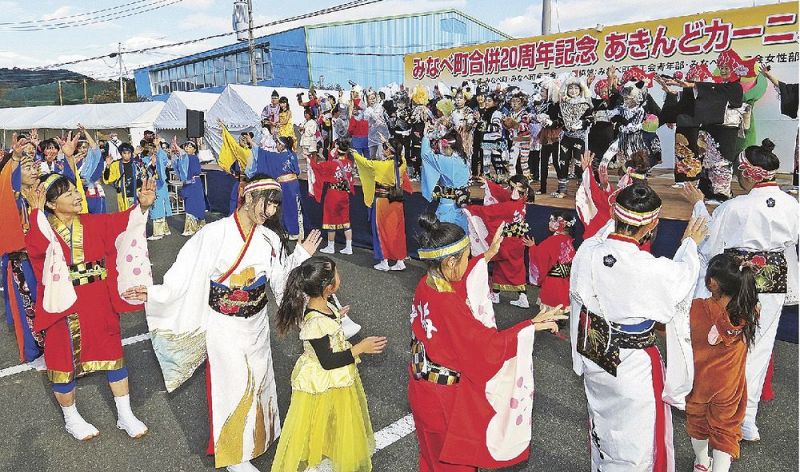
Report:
145,215,309,468
569,222,700,472
692,184,799,428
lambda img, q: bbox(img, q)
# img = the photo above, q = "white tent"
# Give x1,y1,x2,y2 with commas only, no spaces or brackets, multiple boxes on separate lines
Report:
0,101,164,146
154,91,219,130
204,84,347,157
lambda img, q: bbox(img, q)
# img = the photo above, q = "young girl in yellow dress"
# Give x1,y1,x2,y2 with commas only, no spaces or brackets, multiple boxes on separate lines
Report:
272,256,387,472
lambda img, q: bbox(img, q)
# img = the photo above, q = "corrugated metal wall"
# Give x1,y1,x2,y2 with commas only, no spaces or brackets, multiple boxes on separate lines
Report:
305,11,507,90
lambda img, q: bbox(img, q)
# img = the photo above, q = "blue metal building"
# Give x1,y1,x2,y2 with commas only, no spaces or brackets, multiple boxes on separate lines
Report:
134,10,508,100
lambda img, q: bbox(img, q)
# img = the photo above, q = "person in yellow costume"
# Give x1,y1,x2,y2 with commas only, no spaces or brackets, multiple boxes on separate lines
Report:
102,142,141,211
353,137,413,271
217,119,253,215
272,256,387,472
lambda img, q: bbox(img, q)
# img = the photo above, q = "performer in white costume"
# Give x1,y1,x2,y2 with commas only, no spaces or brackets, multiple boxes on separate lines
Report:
123,176,322,472
570,183,707,472
685,139,799,442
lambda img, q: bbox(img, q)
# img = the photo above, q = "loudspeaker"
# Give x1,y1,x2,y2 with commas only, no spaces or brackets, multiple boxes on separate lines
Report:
186,109,204,138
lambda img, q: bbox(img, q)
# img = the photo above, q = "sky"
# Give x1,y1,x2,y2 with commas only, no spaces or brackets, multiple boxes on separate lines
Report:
0,0,784,79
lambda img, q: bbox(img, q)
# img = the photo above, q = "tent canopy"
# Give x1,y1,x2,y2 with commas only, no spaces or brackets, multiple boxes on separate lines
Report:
204,84,347,156
154,91,219,130
0,102,164,131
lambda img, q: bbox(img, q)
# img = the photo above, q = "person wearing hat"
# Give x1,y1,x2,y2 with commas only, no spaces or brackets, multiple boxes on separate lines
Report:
103,141,142,211
172,140,207,236
261,90,281,128
683,139,799,443
308,139,355,255
125,175,323,472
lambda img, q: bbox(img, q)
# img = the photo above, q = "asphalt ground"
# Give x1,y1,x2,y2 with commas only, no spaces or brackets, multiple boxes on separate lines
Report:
0,210,797,472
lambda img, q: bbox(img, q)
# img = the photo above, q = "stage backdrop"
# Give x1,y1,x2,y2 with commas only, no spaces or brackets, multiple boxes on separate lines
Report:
403,3,799,172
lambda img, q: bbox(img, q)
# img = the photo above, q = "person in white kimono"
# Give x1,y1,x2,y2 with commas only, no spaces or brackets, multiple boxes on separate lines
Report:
684,138,799,442
570,183,707,472
122,176,322,472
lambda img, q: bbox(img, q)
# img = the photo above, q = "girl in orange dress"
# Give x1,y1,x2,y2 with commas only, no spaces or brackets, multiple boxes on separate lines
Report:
686,253,759,472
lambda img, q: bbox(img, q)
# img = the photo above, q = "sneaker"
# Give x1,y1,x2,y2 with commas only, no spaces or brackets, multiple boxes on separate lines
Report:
147,235,164,241
671,182,685,189
340,246,353,255
535,190,544,195
28,355,47,372
741,421,760,441
117,414,148,438
373,260,390,271
391,260,406,271
550,192,566,199
489,291,500,304
319,244,335,254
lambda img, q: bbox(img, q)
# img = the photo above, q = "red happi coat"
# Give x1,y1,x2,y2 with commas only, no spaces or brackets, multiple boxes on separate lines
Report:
528,233,575,307
465,181,528,290
25,208,143,380
308,156,355,230
408,257,537,469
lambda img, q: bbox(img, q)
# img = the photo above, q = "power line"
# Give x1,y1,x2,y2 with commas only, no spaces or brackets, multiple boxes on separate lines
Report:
0,0,183,31
30,0,386,69
0,0,156,26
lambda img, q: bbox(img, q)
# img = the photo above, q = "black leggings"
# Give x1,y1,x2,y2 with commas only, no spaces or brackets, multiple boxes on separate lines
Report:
560,136,585,178
538,143,559,193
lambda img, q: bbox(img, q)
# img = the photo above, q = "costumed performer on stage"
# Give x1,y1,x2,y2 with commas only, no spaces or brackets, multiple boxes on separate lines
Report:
420,124,471,232
126,176,322,472
307,139,355,255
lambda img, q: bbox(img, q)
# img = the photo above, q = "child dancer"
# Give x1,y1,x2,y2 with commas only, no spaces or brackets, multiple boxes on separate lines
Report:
686,253,759,472
272,256,387,472
308,139,355,255
526,210,577,311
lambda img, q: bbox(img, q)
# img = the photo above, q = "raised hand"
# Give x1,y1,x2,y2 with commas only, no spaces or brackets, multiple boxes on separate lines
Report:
10,132,30,159
681,182,704,206
682,216,708,246
300,229,323,255
598,162,610,190
22,182,46,210
580,150,595,171
59,131,80,157
137,177,156,211
484,224,505,262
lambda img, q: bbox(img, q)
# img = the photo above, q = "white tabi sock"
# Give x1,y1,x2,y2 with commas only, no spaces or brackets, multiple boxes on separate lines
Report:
61,404,99,441
114,394,148,438
712,450,732,472
690,438,711,469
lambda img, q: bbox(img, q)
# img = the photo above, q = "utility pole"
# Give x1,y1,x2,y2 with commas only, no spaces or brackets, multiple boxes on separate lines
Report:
83,79,88,104
246,0,258,85
118,42,124,103
57,80,63,106
541,0,552,35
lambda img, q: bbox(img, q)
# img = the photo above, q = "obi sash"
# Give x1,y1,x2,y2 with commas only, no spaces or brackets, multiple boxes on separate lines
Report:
577,306,657,377
69,258,107,286
410,337,460,385
723,248,787,294
329,180,350,192
547,262,571,279
502,220,530,238
208,275,268,318
432,185,470,207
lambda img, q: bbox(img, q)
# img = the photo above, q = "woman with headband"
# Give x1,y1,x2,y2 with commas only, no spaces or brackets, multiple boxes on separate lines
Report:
408,213,566,471
25,172,156,441
172,140,207,236
683,139,799,442
125,175,322,472
570,183,707,472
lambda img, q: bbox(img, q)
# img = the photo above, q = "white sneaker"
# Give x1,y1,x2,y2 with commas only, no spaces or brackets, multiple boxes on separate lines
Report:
226,460,261,472
117,414,148,438
489,291,500,304
319,244,335,254
146,235,164,241
340,245,353,255
373,260,390,271
65,416,99,441
509,293,530,309
28,355,47,372
741,421,760,441
671,182,686,189
391,260,406,271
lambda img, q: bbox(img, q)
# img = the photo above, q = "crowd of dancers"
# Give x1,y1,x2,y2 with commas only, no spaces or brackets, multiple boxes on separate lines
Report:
1,47,798,472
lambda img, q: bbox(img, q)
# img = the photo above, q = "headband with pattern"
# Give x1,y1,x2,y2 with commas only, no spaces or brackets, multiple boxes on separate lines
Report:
242,179,281,196
418,235,469,260
42,173,64,193
612,203,661,227
738,154,776,182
